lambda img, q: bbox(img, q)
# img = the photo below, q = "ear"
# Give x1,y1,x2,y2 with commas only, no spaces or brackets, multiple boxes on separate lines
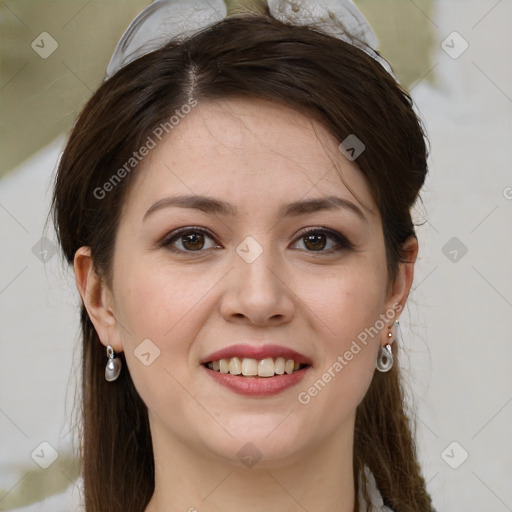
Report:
73,246,123,353
383,235,419,327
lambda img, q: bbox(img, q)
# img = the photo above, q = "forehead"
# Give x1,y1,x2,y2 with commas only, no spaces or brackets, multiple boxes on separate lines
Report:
124,96,377,219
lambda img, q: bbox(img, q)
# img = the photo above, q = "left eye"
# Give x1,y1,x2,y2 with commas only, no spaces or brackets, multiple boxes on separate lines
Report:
292,228,351,253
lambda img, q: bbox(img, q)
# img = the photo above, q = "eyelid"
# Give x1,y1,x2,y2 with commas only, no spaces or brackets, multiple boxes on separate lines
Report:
292,226,356,252
160,226,220,250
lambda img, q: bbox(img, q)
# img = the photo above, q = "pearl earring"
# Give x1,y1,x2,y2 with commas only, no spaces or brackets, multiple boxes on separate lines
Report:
376,321,398,372
105,344,122,382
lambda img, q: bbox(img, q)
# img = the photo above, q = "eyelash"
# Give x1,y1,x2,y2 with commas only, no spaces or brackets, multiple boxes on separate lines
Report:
160,226,355,255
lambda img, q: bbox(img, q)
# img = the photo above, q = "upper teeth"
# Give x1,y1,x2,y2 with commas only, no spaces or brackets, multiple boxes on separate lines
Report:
206,357,302,377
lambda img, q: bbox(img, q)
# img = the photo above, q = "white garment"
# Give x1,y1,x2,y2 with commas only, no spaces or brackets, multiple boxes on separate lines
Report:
19,467,392,511
358,466,394,512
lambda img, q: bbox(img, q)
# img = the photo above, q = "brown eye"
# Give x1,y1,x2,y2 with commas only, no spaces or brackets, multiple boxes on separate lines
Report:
303,232,327,251
293,228,354,254
181,232,205,251
162,228,219,253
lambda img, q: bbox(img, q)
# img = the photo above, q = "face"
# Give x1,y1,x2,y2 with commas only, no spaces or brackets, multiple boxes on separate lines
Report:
100,97,403,467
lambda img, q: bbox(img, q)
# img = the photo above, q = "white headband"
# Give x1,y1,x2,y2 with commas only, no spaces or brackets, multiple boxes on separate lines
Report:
105,0,394,80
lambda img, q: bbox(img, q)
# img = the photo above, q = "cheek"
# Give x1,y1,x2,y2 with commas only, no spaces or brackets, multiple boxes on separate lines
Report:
110,253,217,404
113,252,216,343
292,258,386,426
299,254,387,349
294,300,381,441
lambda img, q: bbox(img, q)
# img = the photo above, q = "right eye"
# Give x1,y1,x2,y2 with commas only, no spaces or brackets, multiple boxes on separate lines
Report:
161,227,221,253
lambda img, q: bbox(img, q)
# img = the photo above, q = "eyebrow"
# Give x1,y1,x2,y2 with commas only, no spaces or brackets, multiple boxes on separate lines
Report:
143,194,368,222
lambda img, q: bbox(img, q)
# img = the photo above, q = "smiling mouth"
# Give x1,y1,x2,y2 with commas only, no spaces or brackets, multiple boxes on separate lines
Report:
203,357,309,378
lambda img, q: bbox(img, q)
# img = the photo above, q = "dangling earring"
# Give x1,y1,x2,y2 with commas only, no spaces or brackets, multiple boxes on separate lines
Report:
105,344,122,382
376,321,398,372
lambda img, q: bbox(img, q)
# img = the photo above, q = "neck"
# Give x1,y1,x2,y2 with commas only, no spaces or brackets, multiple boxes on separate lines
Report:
144,417,356,512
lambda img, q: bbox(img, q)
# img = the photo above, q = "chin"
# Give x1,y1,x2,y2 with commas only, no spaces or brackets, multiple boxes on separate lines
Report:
199,418,314,468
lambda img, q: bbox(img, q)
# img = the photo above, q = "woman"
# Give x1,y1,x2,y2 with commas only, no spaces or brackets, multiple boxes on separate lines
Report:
51,0,435,510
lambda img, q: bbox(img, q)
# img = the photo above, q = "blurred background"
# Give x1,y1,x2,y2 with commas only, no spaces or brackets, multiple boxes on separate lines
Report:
0,1,511,510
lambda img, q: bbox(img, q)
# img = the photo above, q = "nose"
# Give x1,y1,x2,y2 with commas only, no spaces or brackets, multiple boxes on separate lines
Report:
218,242,296,327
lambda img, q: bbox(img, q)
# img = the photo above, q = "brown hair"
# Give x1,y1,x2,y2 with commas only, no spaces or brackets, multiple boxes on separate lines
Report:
50,9,433,512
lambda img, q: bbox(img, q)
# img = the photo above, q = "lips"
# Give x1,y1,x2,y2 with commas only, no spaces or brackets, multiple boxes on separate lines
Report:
200,343,312,397
200,344,312,366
